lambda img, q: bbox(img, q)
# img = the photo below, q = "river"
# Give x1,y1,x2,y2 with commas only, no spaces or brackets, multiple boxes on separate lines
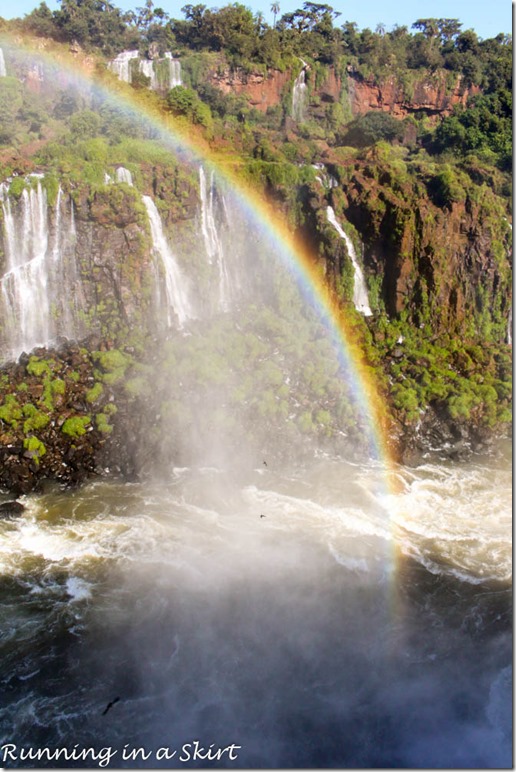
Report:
0,441,511,768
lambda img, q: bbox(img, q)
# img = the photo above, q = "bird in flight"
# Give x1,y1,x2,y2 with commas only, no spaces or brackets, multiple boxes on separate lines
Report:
101,697,120,716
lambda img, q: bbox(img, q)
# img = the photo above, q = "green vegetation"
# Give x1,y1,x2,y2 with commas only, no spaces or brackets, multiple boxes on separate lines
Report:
61,415,91,438
0,1,510,462
96,412,113,434
0,395,23,428
86,382,104,403
23,435,47,461
26,356,52,378
22,404,50,433
93,349,132,385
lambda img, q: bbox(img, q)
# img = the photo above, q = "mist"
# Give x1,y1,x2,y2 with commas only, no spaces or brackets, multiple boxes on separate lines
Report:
72,497,513,769
2,458,510,769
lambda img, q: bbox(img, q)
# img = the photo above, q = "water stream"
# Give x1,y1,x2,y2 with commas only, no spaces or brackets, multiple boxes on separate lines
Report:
0,444,511,768
327,206,373,316
292,59,308,123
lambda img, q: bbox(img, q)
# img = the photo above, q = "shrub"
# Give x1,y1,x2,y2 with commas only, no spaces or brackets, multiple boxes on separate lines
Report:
62,416,91,438
341,112,404,148
23,436,46,461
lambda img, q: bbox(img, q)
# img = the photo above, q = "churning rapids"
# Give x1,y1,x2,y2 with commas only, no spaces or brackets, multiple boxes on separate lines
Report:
0,443,511,768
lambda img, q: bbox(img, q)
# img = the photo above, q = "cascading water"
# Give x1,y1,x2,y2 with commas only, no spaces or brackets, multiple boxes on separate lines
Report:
108,50,139,83
0,170,511,770
138,59,157,90
199,166,231,311
0,182,52,356
142,195,191,327
327,205,373,317
0,180,84,358
108,51,182,91
165,53,182,88
292,59,308,122
312,163,338,189
115,166,133,186
0,48,6,77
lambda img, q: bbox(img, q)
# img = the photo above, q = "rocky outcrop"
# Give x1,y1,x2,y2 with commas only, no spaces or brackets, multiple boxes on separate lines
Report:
208,66,292,112
320,152,512,337
0,340,139,493
207,63,480,120
71,184,156,338
346,70,481,119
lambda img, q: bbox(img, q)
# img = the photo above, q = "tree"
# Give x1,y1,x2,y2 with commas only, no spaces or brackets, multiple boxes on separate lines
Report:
53,0,130,55
20,2,56,37
69,109,102,139
271,1,280,29
341,111,404,147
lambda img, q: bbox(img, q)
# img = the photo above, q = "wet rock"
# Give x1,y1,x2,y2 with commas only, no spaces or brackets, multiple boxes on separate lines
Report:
0,500,25,517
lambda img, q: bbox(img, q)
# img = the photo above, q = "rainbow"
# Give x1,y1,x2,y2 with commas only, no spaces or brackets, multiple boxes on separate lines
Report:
0,35,398,487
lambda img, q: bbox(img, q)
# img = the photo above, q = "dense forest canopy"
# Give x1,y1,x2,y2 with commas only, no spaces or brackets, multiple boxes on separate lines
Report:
9,0,512,79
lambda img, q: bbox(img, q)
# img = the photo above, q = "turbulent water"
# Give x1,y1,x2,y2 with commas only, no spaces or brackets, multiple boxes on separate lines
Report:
0,443,511,769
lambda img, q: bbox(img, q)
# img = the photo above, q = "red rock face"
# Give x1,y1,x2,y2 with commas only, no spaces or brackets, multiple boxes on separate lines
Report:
346,71,481,120
208,67,292,112
208,65,480,121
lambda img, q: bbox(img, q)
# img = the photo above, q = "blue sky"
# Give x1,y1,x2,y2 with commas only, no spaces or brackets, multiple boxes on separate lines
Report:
0,0,512,40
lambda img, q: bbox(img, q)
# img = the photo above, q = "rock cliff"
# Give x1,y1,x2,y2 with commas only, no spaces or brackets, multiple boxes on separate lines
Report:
207,64,481,120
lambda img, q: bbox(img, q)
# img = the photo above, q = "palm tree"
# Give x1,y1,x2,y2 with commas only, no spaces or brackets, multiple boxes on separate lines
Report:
271,1,280,29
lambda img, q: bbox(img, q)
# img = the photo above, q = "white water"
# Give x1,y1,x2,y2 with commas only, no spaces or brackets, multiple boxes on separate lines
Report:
327,205,373,316
1,183,51,354
292,59,308,122
50,186,62,265
142,195,191,326
115,166,133,186
0,449,511,767
108,50,139,83
0,180,85,357
165,53,182,88
199,166,230,310
312,163,338,189
109,51,182,90
0,48,6,77
138,58,157,90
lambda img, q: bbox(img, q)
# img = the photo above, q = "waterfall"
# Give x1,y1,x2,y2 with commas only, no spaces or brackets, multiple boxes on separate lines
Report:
108,50,139,82
164,54,182,88
199,167,230,311
312,163,338,190
138,59,157,90
326,206,373,317
51,186,62,264
109,51,181,91
292,59,308,123
142,196,191,327
0,48,6,77
0,181,84,359
115,167,133,186
1,182,52,355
